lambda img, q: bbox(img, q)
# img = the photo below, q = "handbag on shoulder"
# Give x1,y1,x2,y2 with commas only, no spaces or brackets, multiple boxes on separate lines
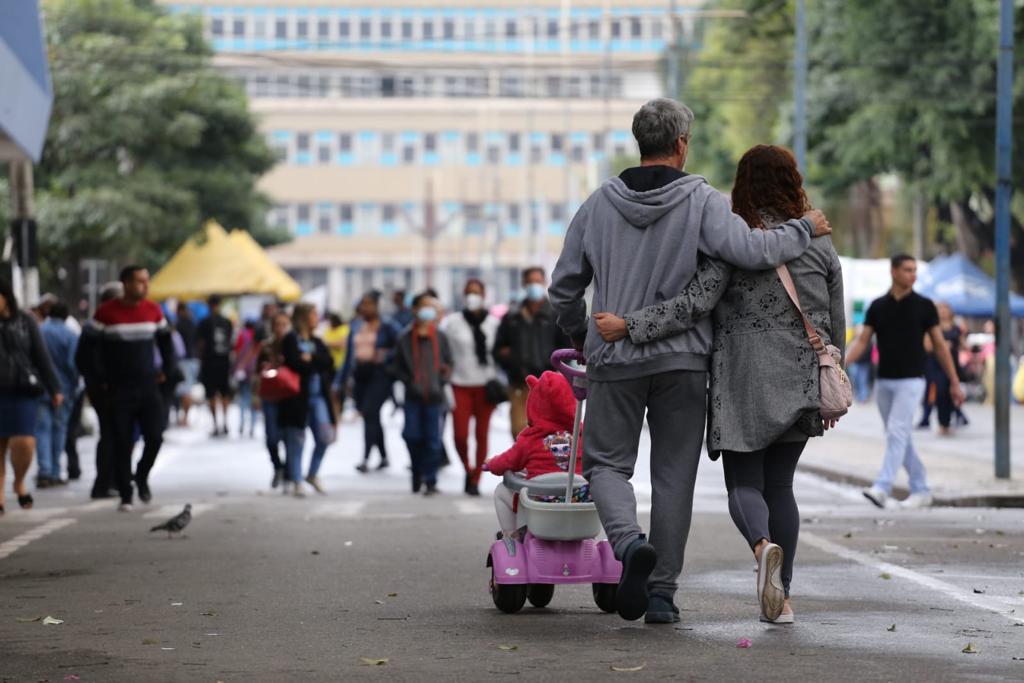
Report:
776,265,853,421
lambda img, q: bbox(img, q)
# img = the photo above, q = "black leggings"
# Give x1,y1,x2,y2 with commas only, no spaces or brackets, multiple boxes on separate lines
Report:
357,375,391,464
721,440,806,597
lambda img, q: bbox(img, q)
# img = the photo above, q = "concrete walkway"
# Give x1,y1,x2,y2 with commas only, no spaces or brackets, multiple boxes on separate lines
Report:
801,400,1024,506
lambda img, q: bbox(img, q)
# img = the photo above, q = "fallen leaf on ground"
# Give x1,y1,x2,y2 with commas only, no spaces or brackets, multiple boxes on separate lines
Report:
16,617,41,623
170,602,183,606
161,647,175,651
498,645,518,651
344,541,353,547
736,639,753,649
142,638,159,645
201,611,216,617
63,675,80,681
973,588,985,594
962,643,978,654
842,532,853,538
387,593,398,598
887,624,896,632
374,600,385,605
311,550,320,555
360,658,389,666
879,573,892,580
42,616,64,625
610,664,646,672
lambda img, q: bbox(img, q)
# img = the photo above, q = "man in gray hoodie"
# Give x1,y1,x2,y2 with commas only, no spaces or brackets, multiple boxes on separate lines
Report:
549,98,831,624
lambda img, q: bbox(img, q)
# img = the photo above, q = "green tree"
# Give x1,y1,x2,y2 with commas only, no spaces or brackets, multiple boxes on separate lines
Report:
8,0,281,300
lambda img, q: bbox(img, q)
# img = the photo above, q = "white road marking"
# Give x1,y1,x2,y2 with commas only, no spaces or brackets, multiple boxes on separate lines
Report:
142,503,216,520
0,518,77,560
801,531,1024,626
304,501,367,520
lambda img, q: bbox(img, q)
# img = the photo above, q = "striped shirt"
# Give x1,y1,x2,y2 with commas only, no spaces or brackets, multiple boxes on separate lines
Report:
89,298,174,390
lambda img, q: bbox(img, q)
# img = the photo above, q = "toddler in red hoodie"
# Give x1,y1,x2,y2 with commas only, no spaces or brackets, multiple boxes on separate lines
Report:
484,370,584,537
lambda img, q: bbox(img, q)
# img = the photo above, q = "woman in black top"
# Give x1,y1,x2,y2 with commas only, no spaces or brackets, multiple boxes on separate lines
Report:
0,278,62,512
921,302,968,434
279,304,335,497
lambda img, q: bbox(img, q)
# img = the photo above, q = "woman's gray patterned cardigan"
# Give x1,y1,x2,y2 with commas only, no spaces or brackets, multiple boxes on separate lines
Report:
624,224,846,457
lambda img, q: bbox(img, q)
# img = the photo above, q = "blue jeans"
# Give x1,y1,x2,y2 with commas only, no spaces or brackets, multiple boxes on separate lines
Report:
403,400,443,487
874,378,929,495
849,361,873,403
262,400,284,471
282,395,333,482
36,400,71,480
237,378,257,435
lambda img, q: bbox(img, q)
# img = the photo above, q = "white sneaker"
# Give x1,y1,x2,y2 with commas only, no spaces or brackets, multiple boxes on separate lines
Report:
862,486,888,509
117,503,133,512
900,492,933,509
756,543,785,622
292,482,305,498
305,475,325,494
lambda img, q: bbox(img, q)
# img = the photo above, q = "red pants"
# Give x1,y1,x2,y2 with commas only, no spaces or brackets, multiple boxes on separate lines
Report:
451,385,495,487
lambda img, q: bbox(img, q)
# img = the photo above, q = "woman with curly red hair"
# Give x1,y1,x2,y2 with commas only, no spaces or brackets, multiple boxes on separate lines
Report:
594,144,846,625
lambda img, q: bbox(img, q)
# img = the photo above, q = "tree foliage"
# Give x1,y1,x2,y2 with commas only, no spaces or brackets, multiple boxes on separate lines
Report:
7,0,281,298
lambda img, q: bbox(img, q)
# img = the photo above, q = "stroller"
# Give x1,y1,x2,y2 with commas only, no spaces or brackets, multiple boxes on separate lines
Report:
485,349,622,614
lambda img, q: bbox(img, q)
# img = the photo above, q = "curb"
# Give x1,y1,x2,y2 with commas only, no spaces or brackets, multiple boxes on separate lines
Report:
797,463,1024,509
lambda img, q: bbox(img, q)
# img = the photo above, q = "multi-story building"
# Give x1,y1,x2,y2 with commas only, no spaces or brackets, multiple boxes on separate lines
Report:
163,1,700,310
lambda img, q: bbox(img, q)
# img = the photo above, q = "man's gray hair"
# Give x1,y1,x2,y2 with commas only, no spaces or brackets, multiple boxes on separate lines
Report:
631,98,694,159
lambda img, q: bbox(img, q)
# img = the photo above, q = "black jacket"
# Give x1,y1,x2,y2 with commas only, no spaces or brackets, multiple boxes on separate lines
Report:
492,301,571,385
0,311,60,397
278,331,336,429
391,326,453,405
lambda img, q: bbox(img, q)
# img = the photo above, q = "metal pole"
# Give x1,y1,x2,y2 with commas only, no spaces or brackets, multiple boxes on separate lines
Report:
667,0,680,97
793,0,808,173
9,159,39,306
993,0,1014,479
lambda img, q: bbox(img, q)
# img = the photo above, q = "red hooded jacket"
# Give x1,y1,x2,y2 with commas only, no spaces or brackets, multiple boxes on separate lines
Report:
486,370,583,479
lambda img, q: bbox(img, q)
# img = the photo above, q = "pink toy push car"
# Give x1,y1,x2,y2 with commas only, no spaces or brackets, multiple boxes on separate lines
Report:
485,350,623,614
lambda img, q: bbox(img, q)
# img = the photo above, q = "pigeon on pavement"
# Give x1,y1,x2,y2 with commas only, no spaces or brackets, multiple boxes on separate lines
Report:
150,504,192,539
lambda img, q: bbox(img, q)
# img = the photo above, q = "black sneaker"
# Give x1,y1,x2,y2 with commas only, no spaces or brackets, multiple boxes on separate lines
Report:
412,474,423,493
355,463,370,474
91,489,117,500
376,460,389,471
616,536,658,621
134,476,152,504
645,593,681,624
423,483,440,497
271,468,284,489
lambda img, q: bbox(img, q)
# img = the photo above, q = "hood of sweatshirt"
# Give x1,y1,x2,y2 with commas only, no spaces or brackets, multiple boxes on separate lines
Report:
602,170,705,229
524,371,577,434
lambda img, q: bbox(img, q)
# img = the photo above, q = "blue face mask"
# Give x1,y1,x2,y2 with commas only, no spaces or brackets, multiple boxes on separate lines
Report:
416,306,437,323
525,283,546,302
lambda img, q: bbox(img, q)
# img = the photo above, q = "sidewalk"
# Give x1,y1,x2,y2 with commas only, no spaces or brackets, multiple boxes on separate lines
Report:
800,399,1024,507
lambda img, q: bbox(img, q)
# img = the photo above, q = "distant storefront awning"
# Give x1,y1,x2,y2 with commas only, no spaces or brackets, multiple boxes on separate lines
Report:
0,1,53,162
150,221,302,302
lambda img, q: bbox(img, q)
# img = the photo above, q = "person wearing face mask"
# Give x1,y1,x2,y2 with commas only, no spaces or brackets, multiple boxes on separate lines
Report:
391,293,454,495
439,279,501,496
493,267,571,438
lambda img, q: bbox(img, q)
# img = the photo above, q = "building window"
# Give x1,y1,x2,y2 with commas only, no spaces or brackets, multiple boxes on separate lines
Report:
550,133,564,153
232,19,245,38
297,204,311,222
253,19,267,38
211,18,224,37
318,144,331,164
651,18,664,40
338,20,350,38
297,75,310,95
317,75,329,97
611,20,622,39
339,204,354,222
487,145,501,164
550,203,567,222
466,132,479,154
296,20,309,39
423,133,437,153
402,144,416,164
402,20,413,39
588,20,600,39
318,20,330,39
505,19,518,38
507,203,520,222
296,133,310,152
381,133,395,154
443,19,455,40
338,133,352,153
592,132,605,153
382,204,397,223
381,76,396,97
630,17,643,38
571,144,585,163
360,20,372,39
275,19,287,39
423,20,434,40
547,19,559,39
464,20,476,40
508,132,520,153
318,214,332,234
381,20,392,39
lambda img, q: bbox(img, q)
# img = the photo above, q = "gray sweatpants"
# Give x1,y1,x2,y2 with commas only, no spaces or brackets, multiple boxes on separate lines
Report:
583,370,707,598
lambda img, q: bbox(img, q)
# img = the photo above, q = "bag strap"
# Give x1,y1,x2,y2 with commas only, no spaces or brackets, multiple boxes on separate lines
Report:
775,264,826,355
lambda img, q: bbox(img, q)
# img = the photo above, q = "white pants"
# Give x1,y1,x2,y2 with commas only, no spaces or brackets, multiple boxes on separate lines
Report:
874,377,930,495
493,483,516,534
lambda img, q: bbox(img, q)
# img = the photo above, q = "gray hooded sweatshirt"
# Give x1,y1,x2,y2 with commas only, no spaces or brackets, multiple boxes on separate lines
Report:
549,170,816,381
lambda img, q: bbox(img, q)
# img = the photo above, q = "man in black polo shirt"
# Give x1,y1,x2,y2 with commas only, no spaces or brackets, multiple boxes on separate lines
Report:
846,254,964,509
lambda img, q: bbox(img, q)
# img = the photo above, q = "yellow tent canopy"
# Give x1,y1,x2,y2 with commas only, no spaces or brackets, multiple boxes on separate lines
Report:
149,220,301,302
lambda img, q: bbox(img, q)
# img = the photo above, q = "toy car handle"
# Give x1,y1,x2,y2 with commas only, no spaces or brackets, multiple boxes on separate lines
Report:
551,349,586,379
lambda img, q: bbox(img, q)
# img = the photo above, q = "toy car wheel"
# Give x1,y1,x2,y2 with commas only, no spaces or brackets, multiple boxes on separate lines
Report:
592,583,617,613
527,583,555,608
490,567,527,614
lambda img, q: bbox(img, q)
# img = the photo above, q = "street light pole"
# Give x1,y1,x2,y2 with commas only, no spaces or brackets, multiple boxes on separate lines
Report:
993,0,1014,479
793,0,808,174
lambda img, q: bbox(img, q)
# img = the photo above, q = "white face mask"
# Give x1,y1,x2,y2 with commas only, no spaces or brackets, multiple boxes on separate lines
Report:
464,293,484,312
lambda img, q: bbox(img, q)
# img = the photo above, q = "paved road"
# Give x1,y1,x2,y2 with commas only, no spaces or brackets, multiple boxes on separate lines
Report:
1,406,1023,682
